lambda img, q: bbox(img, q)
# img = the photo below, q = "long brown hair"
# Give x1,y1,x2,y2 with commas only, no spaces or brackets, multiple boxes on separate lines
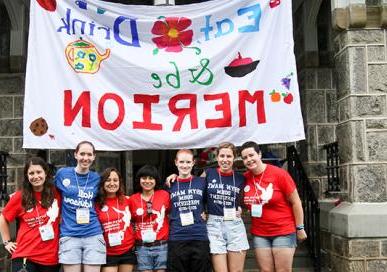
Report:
96,167,125,208
22,157,55,211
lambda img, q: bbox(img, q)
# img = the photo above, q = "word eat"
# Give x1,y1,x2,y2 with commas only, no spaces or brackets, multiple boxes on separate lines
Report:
63,90,266,131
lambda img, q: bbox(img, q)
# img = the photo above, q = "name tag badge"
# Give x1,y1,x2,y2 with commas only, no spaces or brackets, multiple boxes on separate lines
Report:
141,229,156,243
251,204,263,218
76,208,90,224
39,224,55,241
180,211,194,226
108,232,122,247
223,208,236,221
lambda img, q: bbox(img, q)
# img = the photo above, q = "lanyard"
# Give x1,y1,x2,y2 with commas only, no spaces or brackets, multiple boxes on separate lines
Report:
177,176,193,212
35,201,43,226
140,193,154,226
218,170,236,208
74,168,90,193
253,169,265,204
105,198,119,233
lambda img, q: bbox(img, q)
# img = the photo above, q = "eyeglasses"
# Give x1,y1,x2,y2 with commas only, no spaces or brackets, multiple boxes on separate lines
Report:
146,201,152,215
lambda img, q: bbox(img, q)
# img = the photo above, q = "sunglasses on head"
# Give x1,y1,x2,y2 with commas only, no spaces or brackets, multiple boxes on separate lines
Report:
146,201,152,215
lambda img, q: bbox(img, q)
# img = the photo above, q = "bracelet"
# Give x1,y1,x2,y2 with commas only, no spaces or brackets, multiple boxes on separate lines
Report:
296,224,304,231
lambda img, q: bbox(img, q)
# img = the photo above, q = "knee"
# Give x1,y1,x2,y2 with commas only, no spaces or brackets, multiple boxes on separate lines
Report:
258,265,274,272
259,269,274,272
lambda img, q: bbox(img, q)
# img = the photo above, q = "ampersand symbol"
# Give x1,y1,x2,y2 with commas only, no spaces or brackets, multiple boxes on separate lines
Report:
189,58,214,86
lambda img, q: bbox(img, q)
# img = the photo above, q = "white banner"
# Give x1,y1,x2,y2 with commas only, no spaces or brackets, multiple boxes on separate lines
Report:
23,0,304,150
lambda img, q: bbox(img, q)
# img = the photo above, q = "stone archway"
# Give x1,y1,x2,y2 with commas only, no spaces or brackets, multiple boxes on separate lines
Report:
0,0,10,72
2,0,27,72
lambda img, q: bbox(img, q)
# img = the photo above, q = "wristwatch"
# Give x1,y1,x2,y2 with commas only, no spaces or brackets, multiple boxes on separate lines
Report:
3,240,11,246
296,224,305,231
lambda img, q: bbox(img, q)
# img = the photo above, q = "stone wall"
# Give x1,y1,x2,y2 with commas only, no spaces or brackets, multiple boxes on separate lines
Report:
325,12,387,272
0,73,26,192
334,29,387,203
298,67,337,198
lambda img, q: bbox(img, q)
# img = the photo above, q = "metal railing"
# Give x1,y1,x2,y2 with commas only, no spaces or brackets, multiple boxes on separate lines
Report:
287,146,321,272
323,142,340,193
0,151,9,206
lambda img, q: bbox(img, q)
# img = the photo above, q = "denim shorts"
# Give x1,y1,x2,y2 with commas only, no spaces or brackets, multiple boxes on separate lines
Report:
253,233,297,248
135,243,167,271
207,215,250,254
59,234,106,264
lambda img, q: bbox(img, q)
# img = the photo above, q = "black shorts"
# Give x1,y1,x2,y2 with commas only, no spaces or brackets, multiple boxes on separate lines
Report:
12,258,60,272
167,240,211,272
103,248,137,267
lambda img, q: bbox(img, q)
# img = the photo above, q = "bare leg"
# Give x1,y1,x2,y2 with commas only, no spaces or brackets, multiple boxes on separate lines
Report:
118,264,134,272
211,254,228,272
63,264,82,272
272,248,295,272
254,248,275,272
101,266,118,272
84,264,102,272
227,250,246,272
155,270,167,272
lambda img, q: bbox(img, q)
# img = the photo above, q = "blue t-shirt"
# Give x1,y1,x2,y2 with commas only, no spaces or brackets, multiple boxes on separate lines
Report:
169,176,207,241
55,167,102,237
206,168,245,216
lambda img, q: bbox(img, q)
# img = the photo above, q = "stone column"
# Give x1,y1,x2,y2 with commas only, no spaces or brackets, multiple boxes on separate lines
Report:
328,1,387,271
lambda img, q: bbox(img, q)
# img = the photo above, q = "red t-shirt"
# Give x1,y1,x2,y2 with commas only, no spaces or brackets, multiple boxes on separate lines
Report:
128,190,170,242
96,196,135,255
243,164,296,236
2,190,61,265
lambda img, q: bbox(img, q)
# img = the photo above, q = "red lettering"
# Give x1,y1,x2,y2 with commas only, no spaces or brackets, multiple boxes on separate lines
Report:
132,94,162,130
64,90,91,127
168,94,198,131
98,93,124,130
204,93,231,128
238,90,266,127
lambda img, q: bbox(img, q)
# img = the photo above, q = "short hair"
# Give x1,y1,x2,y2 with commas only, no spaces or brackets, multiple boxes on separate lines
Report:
216,142,237,157
240,141,261,154
134,165,162,192
175,149,194,160
135,165,160,182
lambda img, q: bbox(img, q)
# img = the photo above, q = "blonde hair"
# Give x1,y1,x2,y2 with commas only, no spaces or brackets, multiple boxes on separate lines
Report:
175,149,194,160
216,142,237,157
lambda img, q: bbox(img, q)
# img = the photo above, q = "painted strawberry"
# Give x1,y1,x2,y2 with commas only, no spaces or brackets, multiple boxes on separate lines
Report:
269,90,281,102
36,0,56,11
270,0,280,8
283,93,293,104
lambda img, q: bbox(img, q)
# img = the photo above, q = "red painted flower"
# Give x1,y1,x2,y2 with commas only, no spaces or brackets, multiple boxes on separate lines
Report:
151,17,193,53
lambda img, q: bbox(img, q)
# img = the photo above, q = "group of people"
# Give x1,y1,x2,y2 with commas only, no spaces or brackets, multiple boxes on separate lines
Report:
0,140,307,272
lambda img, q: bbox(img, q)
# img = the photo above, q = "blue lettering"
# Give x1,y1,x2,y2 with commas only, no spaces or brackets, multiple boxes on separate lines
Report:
97,26,111,40
200,15,213,41
215,18,234,38
57,8,71,34
238,4,261,33
113,16,140,47
72,19,86,35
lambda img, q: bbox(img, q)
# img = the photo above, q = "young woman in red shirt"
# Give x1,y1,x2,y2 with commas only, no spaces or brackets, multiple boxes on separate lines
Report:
128,165,170,272
96,167,136,272
240,141,307,272
0,157,61,272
